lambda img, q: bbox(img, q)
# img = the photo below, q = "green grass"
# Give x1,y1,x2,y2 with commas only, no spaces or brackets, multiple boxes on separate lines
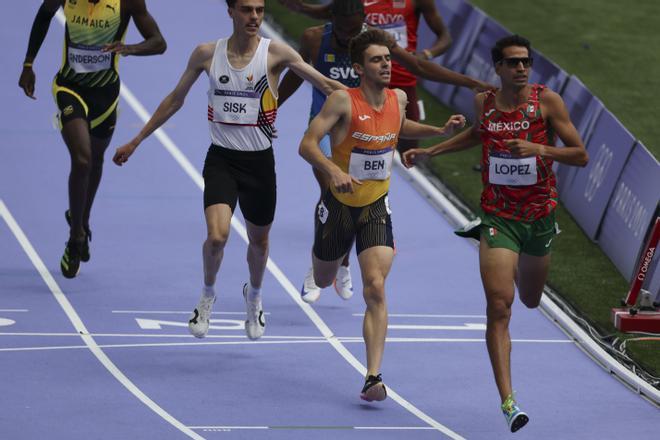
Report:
265,1,660,379
469,0,659,159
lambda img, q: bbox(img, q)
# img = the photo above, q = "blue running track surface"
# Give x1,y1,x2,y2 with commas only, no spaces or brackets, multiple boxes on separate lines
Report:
1,2,657,439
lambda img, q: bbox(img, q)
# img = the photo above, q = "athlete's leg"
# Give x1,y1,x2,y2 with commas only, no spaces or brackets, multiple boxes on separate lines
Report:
479,238,519,403
203,203,233,286
78,135,111,228
357,246,394,377
311,252,344,288
245,220,272,289
516,253,551,308
188,203,232,338
61,118,92,242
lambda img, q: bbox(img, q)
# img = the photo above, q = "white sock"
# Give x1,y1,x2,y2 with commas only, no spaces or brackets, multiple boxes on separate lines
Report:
247,282,261,301
203,285,215,298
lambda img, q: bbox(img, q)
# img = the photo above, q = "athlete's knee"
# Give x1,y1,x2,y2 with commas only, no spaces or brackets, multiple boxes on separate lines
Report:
363,275,386,305
248,235,269,255
486,295,512,323
70,150,92,174
519,290,543,308
206,232,229,252
314,270,334,289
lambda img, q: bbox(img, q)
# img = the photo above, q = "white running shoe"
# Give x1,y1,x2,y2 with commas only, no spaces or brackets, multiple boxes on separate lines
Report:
300,267,321,303
188,294,216,338
333,264,353,300
244,283,265,340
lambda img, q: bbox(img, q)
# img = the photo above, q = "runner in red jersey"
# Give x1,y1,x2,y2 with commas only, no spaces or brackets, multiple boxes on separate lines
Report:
479,83,558,222
402,35,588,433
277,0,452,153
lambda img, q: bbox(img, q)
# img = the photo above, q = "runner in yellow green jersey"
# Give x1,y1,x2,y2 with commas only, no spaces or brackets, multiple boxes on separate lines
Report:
19,0,166,278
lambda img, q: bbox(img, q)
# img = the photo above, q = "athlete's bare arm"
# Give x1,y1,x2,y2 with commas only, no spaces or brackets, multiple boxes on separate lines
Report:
386,37,495,91
277,26,321,107
402,93,485,167
112,43,214,165
103,0,166,56
269,40,345,97
392,88,465,139
415,0,451,58
400,116,467,139
503,89,588,166
299,90,360,193
18,0,63,99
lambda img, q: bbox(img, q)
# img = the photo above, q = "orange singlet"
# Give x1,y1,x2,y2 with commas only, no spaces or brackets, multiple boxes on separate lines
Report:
330,88,401,207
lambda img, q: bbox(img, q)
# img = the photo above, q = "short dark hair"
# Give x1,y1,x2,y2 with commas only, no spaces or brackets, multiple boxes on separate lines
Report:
331,0,364,17
491,34,532,64
226,0,238,8
349,29,393,65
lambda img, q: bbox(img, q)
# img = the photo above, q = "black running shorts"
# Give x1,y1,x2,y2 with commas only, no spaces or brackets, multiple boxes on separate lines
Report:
313,190,394,261
202,144,277,226
53,75,119,139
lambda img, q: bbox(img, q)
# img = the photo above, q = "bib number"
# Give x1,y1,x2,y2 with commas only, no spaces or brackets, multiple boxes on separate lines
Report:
349,147,393,181
211,89,260,125
489,154,537,186
68,43,111,73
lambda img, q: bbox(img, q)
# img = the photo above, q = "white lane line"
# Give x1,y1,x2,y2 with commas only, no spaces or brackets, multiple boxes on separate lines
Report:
0,339,331,353
0,199,203,440
112,310,265,315
119,72,465,439
0,337,574,353
0,332,326,339
388,323,487,331
0,309,29,312
190,425,437,431
353,313,487,318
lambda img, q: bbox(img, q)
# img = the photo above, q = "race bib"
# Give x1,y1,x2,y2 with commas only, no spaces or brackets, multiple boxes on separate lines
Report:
489,154,537,186
378,22,408,49
349,147,393,181
211,89,260,125
67,43,112,73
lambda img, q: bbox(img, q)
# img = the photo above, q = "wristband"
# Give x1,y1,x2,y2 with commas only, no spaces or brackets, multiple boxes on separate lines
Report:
423,49,433,60
23,62,33,68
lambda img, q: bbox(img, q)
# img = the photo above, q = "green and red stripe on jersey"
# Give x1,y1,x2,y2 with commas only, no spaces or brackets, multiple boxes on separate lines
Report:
478,84,558,222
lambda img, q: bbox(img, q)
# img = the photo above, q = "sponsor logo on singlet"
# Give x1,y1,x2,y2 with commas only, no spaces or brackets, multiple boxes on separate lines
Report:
351,131,397,143
329,66,358,80
219,75,229,84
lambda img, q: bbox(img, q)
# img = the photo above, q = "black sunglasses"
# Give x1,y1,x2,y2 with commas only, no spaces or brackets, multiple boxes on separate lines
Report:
498,57,533,68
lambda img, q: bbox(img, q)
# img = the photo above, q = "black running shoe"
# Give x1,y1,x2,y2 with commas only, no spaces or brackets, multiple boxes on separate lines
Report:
65,210,91,262
360,374,387,402
60,239,83,279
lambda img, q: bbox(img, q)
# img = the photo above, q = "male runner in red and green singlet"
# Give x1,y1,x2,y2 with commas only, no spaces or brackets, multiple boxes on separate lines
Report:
403,35,589,432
